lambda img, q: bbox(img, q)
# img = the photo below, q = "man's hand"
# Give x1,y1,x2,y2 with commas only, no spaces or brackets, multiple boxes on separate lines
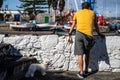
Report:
65,32,72,36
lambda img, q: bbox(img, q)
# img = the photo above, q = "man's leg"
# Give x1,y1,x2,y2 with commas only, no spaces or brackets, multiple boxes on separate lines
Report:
85,53,90,72
78,55,83,74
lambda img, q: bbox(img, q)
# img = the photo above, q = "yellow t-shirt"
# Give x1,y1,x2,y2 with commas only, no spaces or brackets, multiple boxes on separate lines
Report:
73,9,95,37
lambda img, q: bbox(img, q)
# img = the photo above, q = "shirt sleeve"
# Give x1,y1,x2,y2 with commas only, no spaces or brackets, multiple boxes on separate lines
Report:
73,13,77,21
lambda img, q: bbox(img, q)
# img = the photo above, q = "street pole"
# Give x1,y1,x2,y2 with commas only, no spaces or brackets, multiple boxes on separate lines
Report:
74,0,78,11
116,0,117,22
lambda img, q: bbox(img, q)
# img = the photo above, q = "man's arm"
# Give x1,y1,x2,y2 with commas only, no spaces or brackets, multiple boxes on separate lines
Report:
94,14,100,34
68,21,76,35
94,14,105,38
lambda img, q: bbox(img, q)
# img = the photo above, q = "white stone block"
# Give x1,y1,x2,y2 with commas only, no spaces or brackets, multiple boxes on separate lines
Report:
99,61,111,71
33,42,41,48
110,59,120,68
41,35,58,50
30,36,38,43
3,36,22,45
27,43,33,49
69,61,79,71
0,34,5,43
52,54,65,68
56,42,64,51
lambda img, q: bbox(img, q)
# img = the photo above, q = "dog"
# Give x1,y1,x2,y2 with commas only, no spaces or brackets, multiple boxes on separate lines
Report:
25,60,50,77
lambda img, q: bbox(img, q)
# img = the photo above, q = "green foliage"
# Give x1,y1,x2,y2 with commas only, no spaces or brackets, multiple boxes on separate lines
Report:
48,0,52,8
59,0,65,12
52,0,58,10
18,0,48,14
0,0,3,8
47,0,65,14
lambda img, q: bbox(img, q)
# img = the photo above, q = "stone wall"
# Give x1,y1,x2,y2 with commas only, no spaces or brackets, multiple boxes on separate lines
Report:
0,34,120,72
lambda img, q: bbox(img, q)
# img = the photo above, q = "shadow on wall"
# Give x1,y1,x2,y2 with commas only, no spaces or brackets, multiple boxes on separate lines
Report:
0,43,22,56
10,44,22,56
0,43,37,80
89,36,110,71
0,43,22,64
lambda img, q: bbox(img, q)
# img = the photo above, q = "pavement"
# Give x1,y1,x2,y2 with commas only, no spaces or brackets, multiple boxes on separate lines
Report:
20,70,120,80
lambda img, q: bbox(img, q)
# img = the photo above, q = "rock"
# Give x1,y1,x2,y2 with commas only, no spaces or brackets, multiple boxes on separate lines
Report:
0,35,5,43
99,61,111,71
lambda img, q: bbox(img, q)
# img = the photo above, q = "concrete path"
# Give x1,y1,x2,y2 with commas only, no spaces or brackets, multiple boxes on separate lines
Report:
20,71,120,80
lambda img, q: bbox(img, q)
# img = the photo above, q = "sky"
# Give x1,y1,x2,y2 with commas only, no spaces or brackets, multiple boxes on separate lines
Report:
2,0,120,17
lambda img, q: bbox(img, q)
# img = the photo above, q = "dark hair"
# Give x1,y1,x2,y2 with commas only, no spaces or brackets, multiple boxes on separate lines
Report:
82,2,90,9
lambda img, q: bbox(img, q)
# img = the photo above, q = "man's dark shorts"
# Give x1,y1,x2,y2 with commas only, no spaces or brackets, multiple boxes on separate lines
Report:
74,31,94,55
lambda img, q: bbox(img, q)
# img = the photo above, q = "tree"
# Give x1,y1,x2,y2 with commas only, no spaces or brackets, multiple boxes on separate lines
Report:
52,0,58,10
47,0,53,13
47,0,58,15
18,0,48,15
59,0,65,12
59,0,65,16
0,0,3,9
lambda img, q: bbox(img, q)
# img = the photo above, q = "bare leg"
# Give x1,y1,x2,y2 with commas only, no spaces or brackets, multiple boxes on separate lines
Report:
85,53,90,72
78,55,83,74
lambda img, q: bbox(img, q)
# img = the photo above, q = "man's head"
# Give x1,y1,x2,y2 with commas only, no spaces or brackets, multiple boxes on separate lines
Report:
82,2,91,9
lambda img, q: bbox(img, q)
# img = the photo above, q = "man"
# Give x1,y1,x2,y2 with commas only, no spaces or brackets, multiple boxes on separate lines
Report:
68,2,104,78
